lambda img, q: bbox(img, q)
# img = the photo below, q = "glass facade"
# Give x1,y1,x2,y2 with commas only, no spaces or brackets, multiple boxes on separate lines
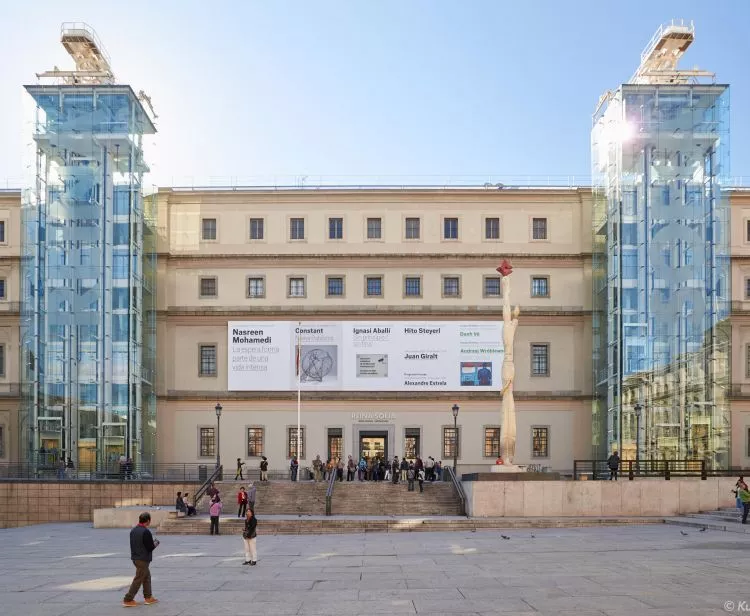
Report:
592,84,731,468
21,85,157,472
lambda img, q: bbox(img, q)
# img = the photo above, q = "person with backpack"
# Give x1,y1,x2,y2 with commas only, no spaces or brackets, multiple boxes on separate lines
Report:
407,463,416,492
259,456,268,482
242,508,258,566
607,451,620,481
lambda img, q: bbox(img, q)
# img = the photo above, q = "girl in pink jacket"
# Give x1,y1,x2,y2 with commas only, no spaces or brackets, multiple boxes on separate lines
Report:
209,496,223,535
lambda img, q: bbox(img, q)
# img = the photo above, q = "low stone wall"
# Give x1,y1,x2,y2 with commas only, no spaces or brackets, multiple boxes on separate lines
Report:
93,507,172,529
0,481,200,528
462,477,737,517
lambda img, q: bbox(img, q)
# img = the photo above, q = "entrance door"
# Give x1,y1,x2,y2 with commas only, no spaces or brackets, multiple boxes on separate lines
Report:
360,431,388,463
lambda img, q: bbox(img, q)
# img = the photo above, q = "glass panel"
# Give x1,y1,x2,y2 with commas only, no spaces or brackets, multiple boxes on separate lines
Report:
367,218,382,239
366,277,382,296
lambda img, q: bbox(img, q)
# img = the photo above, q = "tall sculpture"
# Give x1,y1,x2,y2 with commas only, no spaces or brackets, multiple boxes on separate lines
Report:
497,260,520,465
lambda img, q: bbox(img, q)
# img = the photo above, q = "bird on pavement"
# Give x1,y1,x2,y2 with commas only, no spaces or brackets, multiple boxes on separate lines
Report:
699,527,707,532
530,534,536,538
501,535,510,540
680,531,689,536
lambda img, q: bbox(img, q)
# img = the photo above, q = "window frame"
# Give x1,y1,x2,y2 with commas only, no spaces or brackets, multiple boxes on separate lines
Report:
328,216,344,241
246,426,265,458
442,216,459,241
404,427,421,459
248,217,265,242
0,424,5,459
530,342,550,377
0,220,7,244
325,275,345,298
0,344,6,378
365,275,383,298
198,426,216,458
484,216,501,241
531,275,550,298
327,427,344,461
289,216,306,241
483,426,501,458
0,277,6,300
442,425,460,460
483,275,502,299
531,217,548,241
198,343,217,378
404,216,421,241
746,219,750,244
287,425,306,459
246,275,266,299
287,275,307,299
441,275,461,298
403,275,422,298
366,217,383,241
199,276,218,299
746,343,750,378
531,425,550,458
201,217,217,242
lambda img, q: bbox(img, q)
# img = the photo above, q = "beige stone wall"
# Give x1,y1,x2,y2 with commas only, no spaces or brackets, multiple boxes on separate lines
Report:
463,477,737,517
0,481,199,529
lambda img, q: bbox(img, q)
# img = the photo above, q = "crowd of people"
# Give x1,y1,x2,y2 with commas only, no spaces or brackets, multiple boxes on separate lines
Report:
309,454,443,485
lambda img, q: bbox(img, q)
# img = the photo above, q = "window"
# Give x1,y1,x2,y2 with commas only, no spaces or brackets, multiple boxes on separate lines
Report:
745,278,750,300
199,427,215,457
404,428,420,459
327,276,344,297
485,217,500,240
366,276,383,297
746,344,750,378
247,427,264,457
532,217,548,240
201,218,217,241
404,276,422,297
288,277,306,298
199,345,217,377
532,427,549,458
0,220,7,243
747,427,750,457
442,276,460,298
0,345,4,378
484,276,501,298
367,217,382,240
484,427,501,458
290,218,305,240
329,217,343,240
443,426,459,459
531,276,549,298
200,277,217,298
287,426,305,459
328,428,343,461
249,218,264,240
531,343,550,377
247,277,265,298
0,278,6,300
405,217,421,240
746,220,750,243
443,217,459,240
0,425,4,458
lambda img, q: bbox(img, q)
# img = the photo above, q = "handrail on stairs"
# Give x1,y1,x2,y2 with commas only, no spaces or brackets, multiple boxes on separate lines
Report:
193,465,223,506
325,465,337,516
445,466,467,517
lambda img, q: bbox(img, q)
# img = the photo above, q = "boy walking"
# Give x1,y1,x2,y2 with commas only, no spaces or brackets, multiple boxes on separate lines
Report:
123,512,160,607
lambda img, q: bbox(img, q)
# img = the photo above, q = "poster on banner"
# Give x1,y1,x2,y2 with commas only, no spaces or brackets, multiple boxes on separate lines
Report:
227,321,503,391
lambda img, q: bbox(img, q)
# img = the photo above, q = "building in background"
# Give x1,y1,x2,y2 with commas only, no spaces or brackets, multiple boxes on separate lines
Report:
19,24,157,472
592,21,731,467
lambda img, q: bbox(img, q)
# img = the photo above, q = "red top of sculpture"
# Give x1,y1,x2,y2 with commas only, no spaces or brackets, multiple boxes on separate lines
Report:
496,259,513,277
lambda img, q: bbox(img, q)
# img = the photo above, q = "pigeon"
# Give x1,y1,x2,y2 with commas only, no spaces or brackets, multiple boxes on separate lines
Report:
501,535,510,540
699,527,707,532
530,534,536,539
680,530,689,536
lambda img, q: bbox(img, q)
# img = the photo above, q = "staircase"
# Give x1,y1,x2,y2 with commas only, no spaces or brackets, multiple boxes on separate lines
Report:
330,479,463,516
665,506,750,534
197,480,328,516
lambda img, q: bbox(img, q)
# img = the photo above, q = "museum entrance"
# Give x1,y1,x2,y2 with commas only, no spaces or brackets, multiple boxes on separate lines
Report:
359,431,388,462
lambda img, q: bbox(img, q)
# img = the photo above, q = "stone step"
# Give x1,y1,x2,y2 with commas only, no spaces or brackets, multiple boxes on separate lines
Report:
664,516,750,534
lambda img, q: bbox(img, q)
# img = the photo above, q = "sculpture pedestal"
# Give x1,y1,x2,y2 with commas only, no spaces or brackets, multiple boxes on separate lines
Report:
490,464,526,473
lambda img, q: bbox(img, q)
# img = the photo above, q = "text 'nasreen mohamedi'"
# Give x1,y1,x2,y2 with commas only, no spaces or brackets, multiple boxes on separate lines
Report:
232,328,272,344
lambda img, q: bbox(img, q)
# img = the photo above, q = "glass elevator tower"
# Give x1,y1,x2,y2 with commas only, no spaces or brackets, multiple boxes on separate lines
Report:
21,23,157,473
592,21,730,469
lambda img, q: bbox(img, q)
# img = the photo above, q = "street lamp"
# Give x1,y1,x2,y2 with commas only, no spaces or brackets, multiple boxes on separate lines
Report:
451,403,459,475
215,403,222,469
633,403,642,473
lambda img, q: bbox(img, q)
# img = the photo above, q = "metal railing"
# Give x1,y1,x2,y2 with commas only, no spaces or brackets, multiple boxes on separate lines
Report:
325,463,338,516
445,466,467,516
232,466,312,482
193,465,223,506
573,459,709,480
0,462,209,482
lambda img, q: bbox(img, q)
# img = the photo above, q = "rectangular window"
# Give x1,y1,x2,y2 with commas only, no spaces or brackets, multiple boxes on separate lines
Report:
0,278,6,300
200,277,217,298
290,217,305,240
247,427,264,457
404,428,420,459
247,277,265,298
199,345,217,377
328,217,343,240
201,218,217,241
288,426,305,459
249,218,264,240
328,428,343,461
484,427,501,458
531,276,549,298
327,276,344,297
485,217,500,240
366,276,383,297
404,276,421,297
532,217,548,240
367,217,382,239
746,344,750,378
442,276,460,298
288,277,306,298
531,343,550,377
199,427,215,457
746,278,750,300
443,426,459,459
484,276,501,298
405,217,421,240
532,427,549,458
0,344,5,378
0,425,4,458
443,217,459,240
0,221,6,243
746,220,750,243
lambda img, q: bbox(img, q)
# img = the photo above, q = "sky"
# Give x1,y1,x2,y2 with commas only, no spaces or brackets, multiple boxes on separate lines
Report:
0,0,748,188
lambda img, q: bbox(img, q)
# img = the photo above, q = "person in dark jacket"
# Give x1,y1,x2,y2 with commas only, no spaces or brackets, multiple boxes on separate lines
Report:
607,451,620,481
260,456,269,482
242,508,258,565
175,491,187,515
123,512,160,607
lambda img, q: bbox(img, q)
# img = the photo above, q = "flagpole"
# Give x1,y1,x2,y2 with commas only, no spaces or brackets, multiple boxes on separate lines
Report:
296,322,301,480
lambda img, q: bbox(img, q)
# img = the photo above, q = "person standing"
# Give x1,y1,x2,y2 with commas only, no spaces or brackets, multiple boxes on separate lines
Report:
391,457,400,484
209,496,223,535
357,457,366,481
435,461,443,481
400,457,409,481
235,458,245,480
237,487,248,518
207,482,219,500
346,455,356,481
607,451,620,481
417,468,425,493
290,456,299,482
242,508,258,566
260,456,268,482
122,512,160,607
425,456,435,481
336,457,344,482
313,455,323,482
407,464,416,492
740,484,750,524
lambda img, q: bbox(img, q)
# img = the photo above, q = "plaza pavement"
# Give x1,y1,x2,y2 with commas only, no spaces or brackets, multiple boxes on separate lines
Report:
0,522,748,615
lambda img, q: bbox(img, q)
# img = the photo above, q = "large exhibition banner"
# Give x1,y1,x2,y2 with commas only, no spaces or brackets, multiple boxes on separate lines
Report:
228,321,503,392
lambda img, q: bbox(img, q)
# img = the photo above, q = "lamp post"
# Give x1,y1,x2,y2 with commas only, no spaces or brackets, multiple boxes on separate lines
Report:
215,403,222,470
634,403,642,473
451,403,459,475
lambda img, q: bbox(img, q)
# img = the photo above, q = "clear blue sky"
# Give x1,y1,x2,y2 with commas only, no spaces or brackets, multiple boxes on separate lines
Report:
0,0,748,187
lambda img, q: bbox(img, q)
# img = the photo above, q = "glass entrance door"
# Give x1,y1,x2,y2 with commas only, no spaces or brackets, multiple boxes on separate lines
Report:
360,432,387,462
